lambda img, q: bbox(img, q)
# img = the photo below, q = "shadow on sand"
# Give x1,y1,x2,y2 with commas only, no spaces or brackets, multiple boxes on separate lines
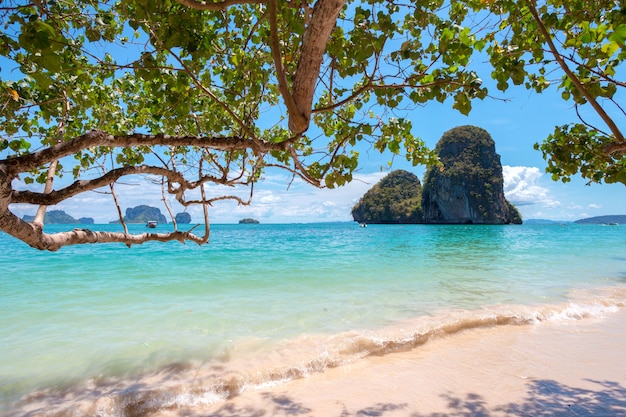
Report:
195,378,626,417
412,378,626,417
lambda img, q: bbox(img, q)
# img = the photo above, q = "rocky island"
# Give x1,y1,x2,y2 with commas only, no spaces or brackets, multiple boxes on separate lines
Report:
422,125,521,224
352,125,522,225
22,210,94,224
351,170,423,224
175,212,192,224
108,205,167,224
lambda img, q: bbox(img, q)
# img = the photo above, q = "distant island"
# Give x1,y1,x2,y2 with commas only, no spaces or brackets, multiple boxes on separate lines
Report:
118,205,167,224
22,206,189,225
523,216,626,225
175,212,192,224
22,210,94,224
351,170,423,224
524,219,571,225
575,215,626,225
109,205,195,224
239,218,259,224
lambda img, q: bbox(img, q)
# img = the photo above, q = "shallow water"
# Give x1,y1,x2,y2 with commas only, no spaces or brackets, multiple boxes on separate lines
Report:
1,223,625,415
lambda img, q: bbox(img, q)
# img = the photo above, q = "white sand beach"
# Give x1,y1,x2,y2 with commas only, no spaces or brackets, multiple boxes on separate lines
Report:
154,308,626,417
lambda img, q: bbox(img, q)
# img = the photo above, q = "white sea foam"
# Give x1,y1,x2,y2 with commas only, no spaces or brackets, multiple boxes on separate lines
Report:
4,286,625,417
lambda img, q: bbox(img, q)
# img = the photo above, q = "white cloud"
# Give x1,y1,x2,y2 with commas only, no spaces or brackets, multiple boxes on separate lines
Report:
502,165,560,208
218,171,387,223
259,193,282,204
588,203,601,209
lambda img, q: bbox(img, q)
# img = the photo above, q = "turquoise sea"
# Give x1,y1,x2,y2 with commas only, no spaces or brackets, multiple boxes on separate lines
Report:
1,222,626,416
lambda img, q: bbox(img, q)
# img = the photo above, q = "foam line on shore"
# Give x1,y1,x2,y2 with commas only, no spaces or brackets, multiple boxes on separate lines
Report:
6,286,626,417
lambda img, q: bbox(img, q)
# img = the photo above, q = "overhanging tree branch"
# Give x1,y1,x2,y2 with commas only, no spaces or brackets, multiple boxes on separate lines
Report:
268,0,304,132
289,0,345,134
0,130,289,176
525,0,624,147
11,166,185,205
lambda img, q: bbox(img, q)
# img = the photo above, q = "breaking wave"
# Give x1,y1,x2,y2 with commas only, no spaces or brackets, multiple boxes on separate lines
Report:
5,286,626,417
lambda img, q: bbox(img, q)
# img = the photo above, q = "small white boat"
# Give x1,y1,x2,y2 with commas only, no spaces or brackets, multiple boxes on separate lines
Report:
146,221,157,228
359,222,367,228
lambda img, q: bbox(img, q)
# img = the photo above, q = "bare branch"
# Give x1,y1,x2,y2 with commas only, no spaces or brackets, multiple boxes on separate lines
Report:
10,162,252,206
161,178,177,228
0,202,207,251
11,166,181,205
110,182,130,238
33,91,70,225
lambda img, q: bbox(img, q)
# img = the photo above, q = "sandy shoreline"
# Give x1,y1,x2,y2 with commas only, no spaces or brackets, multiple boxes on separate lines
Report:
153,308,626,417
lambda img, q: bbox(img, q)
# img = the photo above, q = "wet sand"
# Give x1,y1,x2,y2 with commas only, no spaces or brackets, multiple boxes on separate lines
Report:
156,308,626,417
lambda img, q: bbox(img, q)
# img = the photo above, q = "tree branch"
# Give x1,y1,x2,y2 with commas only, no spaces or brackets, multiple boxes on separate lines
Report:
526,0,624,146
603,141,626,156
289,0,345,134
11,163,251,205
11,166,178,205
0,130,289,175
1,184,208,250
33,90,70,225
268,0,304,131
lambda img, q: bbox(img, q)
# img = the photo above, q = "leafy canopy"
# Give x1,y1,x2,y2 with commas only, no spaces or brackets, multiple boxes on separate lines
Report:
477,0,625,184
0,0,491,249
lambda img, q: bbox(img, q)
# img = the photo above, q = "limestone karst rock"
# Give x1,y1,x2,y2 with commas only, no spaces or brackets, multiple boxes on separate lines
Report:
175,212,192,224
422,125,522,224
123,205,167,224
351,170,423,224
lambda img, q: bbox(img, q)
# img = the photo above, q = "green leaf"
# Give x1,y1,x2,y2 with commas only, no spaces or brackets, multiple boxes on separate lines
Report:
601,41,620,56
608,24,626,45
452,92,471,115
41,53,62,72
86,27,102,42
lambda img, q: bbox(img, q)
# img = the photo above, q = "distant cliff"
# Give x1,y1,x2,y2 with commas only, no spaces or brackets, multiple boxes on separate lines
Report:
175,212,192,224
575,215,626,224
23,210,94,224
120,205,167,224
351,170,423,224
422,126,521,224
239,218,260,224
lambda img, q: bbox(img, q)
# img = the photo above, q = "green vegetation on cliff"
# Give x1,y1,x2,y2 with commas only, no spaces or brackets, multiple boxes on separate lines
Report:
422,126,522,224
351,170,423,224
